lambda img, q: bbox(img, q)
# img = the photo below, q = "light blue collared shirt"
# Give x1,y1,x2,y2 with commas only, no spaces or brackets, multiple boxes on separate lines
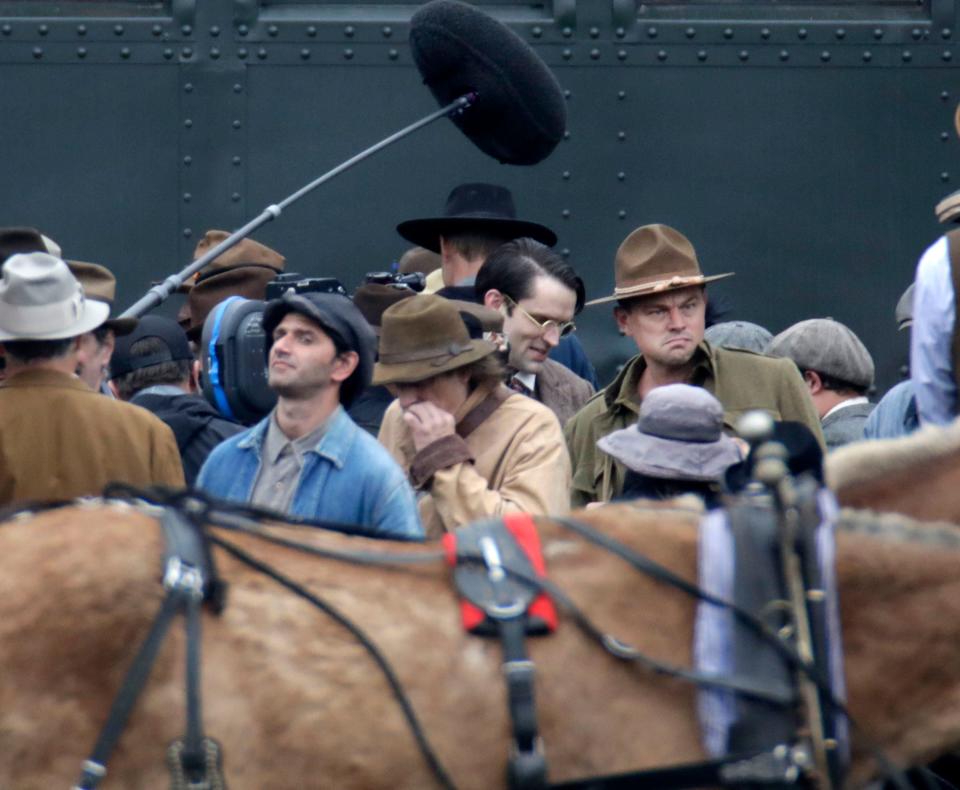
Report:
911,236,956,426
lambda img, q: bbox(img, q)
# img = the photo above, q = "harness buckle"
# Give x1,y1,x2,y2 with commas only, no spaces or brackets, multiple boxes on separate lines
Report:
163,557,205,601
718,743,805,785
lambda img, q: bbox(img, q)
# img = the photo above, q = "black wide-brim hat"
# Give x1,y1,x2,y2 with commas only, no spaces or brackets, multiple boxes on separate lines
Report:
396,183,557,253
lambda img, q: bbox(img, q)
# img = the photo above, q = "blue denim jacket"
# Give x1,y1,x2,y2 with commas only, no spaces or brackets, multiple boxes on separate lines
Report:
196,406,423,540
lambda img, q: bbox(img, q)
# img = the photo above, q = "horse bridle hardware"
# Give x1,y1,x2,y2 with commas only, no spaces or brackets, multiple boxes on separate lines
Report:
4,475,910,790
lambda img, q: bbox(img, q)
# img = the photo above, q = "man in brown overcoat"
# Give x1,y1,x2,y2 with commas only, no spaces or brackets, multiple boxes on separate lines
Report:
376,295,571,538
0,253,184,506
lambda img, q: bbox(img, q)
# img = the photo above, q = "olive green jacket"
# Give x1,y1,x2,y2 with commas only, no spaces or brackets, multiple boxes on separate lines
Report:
563,342,824,507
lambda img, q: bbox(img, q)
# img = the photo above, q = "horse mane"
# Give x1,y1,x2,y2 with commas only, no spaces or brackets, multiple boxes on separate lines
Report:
826,418,960,492
837,506,960,549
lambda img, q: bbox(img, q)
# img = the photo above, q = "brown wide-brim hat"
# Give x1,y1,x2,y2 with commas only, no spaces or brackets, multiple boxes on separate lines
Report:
66,260,137,335
186,265,278,340
352,283,417,335
373,294,496,386
586,224,734,306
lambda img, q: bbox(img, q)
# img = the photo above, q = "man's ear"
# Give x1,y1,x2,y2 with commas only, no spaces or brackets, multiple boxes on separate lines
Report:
803,369,823,394
483,289,505,311
189,359,201,393
613,306,628,335
331,351,360,383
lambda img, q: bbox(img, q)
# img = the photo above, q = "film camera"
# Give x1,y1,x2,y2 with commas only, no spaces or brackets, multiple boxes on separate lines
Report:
200,274,347,425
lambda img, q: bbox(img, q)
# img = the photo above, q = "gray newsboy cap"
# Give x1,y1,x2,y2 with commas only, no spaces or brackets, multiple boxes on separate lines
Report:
704,320,773,353
597,384,743,482
262,291,376,408
765,318,875,389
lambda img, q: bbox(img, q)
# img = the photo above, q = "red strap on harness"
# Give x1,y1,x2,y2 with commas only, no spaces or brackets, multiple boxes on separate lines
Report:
442,513,558,633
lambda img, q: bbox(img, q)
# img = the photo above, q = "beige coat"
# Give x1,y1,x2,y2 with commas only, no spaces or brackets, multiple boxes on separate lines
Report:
0,369,185,506
378,384,571,538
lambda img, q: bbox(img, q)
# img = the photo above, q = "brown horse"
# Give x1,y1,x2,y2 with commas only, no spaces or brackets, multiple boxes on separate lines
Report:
827,419,960,521
2,498,960,788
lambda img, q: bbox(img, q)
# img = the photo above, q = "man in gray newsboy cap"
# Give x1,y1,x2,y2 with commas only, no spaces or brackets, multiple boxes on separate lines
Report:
765,318,875,451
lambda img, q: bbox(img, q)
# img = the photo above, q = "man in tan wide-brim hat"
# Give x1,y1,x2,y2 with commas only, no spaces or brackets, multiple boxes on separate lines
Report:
565,223,823,507
375,294,571,538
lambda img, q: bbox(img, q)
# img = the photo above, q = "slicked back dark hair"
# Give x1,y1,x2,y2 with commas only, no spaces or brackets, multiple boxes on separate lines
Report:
475,238,585,314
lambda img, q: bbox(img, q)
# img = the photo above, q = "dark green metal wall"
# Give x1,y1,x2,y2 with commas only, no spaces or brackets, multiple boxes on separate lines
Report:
1,0,957,390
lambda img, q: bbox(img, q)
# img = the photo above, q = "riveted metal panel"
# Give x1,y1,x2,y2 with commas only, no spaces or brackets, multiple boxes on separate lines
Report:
0,62,181,305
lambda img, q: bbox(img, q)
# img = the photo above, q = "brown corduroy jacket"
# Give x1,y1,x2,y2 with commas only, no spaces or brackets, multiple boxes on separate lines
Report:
378,383,571,539
0,369,185,507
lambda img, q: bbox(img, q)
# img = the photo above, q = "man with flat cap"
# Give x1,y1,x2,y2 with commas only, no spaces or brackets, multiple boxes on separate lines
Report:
375,294,570,538
766,318,876,451
564,224,822,507
0,253,184,505
196,291,423,540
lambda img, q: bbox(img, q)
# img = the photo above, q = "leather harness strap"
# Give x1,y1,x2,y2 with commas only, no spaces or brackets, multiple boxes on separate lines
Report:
948,229,960,395
449,517,550,789
456,384,512,439
73,507,225,790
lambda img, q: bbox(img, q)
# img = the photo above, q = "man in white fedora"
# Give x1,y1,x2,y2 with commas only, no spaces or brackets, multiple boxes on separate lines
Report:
564,224,822,507
0,252,184,506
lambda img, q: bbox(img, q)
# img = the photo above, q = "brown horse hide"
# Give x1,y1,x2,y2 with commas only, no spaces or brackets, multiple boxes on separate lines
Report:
827,419,960,522
1,501,960,788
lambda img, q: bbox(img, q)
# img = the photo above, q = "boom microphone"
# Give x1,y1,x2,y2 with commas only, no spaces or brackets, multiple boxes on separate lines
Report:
410,0,566,166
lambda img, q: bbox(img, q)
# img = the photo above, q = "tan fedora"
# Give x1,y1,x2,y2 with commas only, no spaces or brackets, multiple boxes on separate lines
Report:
66,260,137,335
586,224,734,306
0,253,109,342
373,294,496,385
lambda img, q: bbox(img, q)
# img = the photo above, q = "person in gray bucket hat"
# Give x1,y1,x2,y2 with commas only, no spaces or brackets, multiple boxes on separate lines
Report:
597,384,742,508
765,318,875,451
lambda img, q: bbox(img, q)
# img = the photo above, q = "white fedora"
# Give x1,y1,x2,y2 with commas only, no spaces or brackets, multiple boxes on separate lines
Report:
0,252,110,342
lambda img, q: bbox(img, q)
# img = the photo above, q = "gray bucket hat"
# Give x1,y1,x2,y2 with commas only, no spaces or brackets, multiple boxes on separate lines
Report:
0,252,109,342
597,384,743,482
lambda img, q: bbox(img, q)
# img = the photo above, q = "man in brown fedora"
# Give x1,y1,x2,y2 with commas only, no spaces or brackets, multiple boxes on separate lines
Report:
184,230,285,342
564,224,822,506
0,252,184,506
375,294,570,538
68,260,138,392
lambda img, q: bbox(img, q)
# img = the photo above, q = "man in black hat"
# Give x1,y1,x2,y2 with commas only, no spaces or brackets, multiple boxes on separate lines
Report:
397,182,598,388
196,292,423,540
397,182,556,289
109,315,244,486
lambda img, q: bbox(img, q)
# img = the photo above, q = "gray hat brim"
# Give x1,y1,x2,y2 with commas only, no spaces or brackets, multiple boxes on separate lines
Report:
0,299,110,342
597,426,742,482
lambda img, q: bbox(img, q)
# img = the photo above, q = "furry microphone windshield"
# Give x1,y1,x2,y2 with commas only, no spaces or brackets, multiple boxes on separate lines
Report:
410,0,567,166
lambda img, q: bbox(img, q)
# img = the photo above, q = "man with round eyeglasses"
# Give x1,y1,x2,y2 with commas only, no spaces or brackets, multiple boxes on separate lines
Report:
475,238,595,426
